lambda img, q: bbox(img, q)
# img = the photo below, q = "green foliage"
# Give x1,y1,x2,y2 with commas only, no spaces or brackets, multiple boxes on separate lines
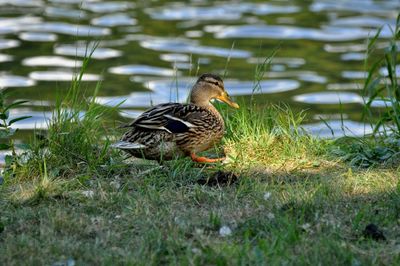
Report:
363,14,400,135
332,136,400,168
16,46,122,180
0,90,31,176
333,14,400,167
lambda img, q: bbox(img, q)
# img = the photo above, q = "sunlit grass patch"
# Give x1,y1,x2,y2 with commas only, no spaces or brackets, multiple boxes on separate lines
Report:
223,103,328,170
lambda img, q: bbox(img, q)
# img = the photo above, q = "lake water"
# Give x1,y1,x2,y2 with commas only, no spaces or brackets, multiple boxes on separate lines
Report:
0,0,399,140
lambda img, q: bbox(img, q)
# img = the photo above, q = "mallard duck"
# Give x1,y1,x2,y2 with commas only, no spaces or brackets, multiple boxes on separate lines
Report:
113,73,239,163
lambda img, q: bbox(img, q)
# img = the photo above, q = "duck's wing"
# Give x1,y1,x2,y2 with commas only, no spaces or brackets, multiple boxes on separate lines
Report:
126,103,200,134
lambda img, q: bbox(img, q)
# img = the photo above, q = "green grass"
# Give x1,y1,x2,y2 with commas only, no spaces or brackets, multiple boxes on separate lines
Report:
1,90,399,265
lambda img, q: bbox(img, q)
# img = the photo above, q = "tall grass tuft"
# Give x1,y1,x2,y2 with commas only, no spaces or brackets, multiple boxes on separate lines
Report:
363,14,400,136
332,14,400,168
15,48,121,181
0,91,32,176
224,103,324,169
219,46,324,169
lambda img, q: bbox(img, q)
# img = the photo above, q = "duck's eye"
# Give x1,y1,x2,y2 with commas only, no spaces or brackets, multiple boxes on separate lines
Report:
213,81,219,86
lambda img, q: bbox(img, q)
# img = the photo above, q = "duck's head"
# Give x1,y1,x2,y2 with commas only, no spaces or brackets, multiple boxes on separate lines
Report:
190,73,239,109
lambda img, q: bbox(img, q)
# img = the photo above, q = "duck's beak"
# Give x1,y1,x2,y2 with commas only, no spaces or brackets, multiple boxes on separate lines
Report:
217,92,240,109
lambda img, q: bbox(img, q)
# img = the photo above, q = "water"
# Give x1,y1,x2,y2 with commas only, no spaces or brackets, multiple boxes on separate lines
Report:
0,0,399,140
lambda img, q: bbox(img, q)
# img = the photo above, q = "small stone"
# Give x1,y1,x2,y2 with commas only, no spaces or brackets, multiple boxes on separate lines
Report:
110,180,121,189
82,190,94,198
266,212,275,220
301,223,311,231
90,217,102,224
263,192,272,200
52,258,75,266
174,216,185,227
222,157,233,164
219,225,232,237
195,228,204,235
351,258,361,266
191,248,201,254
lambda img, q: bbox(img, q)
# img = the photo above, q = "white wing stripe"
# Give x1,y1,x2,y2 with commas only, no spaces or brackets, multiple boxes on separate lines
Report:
136,124,172,133
164,114,196,128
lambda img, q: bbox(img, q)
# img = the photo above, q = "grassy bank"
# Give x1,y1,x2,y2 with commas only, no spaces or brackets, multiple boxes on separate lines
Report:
1,18,400,265
0,92,399,265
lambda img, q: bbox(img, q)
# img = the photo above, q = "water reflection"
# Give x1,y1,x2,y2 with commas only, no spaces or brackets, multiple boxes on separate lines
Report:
247,57,306,68
48,0,94,4
324,42,390,53
7,109,52,130
55,44,122,59
160,53,190,63
139,37,251,58
330,16,395,27
81,1,134,13
0,0,397,140
310,0,400,14
327,83,362,90
6,108,86,130
19,32,57,42
380,65,400,76
213,25,388,41
0,75,36,88
340,53,365,61
293,92,363,104
45,7,87,20
25,22,110,36
146,5,242,21
341,71,367,79
301,120,374,138
366,98,393,108
146,3,299,21
0,16,42,35
91,13,137,26
0,0,43,7
22,56,83,68
109,65,177,76
0,39,20,49
29,71,100,81
0,54,13,63
266,71,326,84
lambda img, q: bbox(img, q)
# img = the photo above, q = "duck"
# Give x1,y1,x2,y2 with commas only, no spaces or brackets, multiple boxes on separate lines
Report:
113,73,239,163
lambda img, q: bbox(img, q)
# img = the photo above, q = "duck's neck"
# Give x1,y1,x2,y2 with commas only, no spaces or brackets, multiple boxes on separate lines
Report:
189,84,224,124
189,84,209,107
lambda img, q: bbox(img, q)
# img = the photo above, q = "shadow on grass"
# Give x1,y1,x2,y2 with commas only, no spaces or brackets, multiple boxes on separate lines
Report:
1,156,399,265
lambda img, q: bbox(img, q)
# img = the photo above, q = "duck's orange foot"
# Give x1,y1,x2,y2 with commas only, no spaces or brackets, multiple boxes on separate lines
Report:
190,153,225,163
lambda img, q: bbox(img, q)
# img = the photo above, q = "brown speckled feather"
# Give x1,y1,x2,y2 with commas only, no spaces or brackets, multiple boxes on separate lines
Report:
121,102,224,160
